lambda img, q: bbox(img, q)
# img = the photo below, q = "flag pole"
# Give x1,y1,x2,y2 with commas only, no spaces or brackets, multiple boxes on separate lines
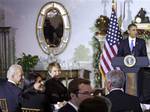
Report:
112,0,117,12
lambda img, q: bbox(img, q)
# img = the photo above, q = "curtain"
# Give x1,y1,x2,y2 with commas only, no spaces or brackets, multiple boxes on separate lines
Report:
0,27,15,78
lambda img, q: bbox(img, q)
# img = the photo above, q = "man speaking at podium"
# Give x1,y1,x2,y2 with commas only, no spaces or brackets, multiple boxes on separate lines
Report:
117,23,148,96
117,23,147,57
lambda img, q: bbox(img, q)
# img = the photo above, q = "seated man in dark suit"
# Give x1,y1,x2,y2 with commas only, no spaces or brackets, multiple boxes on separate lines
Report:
78,96,111,112
117,23,147,57
0,64,24,112
58,78,93,112
105,70,142,112
21,72,46,111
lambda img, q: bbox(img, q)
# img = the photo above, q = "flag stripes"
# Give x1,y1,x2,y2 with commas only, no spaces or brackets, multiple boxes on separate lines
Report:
99,10,123,76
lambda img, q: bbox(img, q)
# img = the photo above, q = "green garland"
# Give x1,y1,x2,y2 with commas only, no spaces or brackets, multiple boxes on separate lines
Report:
137,29,150,40
92,15,109,87
92,37,102,87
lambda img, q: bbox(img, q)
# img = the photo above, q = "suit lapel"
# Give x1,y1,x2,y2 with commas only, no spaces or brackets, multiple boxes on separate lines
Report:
134,38,140,56
126,38,130,53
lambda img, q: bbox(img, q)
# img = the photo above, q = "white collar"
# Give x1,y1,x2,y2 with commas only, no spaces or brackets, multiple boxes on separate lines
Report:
129,36,136,41
110,88,124,93
129,36,136,47
8,80,17,85
68,101,78,111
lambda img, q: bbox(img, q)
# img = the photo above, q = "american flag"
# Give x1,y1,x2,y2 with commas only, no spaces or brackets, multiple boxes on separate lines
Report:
99,10,123,75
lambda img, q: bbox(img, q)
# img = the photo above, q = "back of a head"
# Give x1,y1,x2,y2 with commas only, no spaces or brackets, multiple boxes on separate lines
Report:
106,70,125,88
78,96,111,112
7,64,23,79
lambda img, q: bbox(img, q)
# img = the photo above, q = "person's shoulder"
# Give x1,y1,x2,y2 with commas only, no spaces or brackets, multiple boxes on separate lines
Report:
6,81,22,92
22,85,35,94
0,78,7,82
0,78,7,86
136,38,146,45
0,79,7,94
45,78,54,84
105,93,110,97
119,38,128,44
58,103,68,112
129,95,139,100
137,37,145,41
125,93,140,101
122,38,128,41
58,103,76,112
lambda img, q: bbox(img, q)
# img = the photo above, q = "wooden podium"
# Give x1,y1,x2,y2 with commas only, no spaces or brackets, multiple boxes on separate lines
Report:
112,57,149,96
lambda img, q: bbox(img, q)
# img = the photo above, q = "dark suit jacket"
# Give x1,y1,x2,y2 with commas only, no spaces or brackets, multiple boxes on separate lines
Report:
106,90,142,112
117,38,147,57
21,86,46,111
58,103,77,112
45,78,68,104
44,78,68,112
0,81,22,112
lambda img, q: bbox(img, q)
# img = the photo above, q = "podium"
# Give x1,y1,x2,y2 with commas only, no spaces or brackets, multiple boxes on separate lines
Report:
112,57,149,96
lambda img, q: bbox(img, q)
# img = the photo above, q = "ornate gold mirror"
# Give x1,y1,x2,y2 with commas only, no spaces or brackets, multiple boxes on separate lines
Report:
36,2,71,55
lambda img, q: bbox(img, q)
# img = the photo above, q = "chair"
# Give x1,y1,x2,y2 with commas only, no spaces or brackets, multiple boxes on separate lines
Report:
119,110,134,112
144,110,150,112
0,98,8,112
21,107,41,112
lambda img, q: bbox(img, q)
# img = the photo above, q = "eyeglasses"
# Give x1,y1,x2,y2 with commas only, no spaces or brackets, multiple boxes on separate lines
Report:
78,91,94,96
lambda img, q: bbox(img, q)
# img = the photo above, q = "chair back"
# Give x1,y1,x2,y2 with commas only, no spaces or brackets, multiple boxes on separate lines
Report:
119,110,134,112
144,110,150,112
21,108,41,112
0,98,8,112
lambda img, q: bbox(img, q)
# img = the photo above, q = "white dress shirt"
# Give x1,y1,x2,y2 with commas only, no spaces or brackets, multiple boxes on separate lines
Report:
129,36,136,51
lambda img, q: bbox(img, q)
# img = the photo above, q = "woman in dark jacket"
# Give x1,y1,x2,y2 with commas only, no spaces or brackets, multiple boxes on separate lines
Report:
20,72,47,112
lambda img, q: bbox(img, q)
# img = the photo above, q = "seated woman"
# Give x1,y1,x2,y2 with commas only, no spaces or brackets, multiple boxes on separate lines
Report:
20,72,46,111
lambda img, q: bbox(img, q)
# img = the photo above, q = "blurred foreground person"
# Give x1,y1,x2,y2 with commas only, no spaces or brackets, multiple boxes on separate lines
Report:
78,96,111,112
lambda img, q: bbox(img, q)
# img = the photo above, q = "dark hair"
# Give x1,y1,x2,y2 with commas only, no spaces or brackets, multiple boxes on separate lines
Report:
68,78,90,95
28,72,45,82
78,96,111,112
93,88,105,96
128,23,137,30
47,62,61,72
24,72,45,89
